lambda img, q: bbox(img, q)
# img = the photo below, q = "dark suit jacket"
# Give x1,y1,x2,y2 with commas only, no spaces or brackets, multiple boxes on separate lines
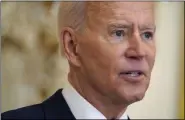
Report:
1,89,75,119
1,89,130,120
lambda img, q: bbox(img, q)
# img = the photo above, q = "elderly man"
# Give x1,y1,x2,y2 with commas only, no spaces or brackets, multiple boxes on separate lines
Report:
2,1,156,119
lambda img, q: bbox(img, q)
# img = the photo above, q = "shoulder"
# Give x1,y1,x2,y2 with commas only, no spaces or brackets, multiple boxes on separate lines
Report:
1,89,74,119
1,104,44,119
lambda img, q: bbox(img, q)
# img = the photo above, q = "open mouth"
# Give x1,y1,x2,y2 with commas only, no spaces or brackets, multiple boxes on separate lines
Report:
120,70,144,78
119,70,145,82
120,71,144,77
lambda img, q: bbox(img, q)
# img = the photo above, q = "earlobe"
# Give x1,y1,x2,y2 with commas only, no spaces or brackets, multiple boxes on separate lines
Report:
60,27,81,67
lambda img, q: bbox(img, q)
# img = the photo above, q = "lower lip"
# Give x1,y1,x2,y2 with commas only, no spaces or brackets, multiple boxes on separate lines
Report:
119,73,145,82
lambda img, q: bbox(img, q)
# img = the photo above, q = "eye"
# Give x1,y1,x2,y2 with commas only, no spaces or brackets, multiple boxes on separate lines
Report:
109,29,128,43
141,32,153,41
114,30,125,37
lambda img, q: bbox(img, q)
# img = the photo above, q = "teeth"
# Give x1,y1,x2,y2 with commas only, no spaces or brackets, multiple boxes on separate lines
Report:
121,71,142,77
129,72,139,77
126,72,140,77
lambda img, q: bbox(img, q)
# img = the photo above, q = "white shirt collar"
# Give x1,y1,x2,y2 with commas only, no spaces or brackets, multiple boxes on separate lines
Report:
62,82,128,119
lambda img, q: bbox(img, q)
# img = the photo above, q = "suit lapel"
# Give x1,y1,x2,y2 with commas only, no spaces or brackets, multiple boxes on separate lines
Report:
41,89,76,119
128,115,130,120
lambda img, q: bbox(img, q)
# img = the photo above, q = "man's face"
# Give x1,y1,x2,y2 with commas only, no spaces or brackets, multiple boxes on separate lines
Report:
77,2,156,105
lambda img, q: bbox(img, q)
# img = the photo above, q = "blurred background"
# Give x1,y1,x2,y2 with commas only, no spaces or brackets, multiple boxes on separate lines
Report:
1,1,184,119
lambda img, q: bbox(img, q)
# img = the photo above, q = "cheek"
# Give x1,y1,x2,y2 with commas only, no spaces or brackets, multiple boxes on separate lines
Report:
79,38,113,71
146,45,156,69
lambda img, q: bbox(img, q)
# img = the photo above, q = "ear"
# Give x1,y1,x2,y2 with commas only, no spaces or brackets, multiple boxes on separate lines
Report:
59,27,81,67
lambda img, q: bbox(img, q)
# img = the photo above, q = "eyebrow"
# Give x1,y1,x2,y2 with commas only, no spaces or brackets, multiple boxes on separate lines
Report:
107,23,156,32
107,23,132,30
139,25,156,32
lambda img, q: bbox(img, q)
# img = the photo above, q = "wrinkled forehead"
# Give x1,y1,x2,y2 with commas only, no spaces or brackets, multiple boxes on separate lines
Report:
87,2,154,11
85,2,155,28
86,2,155,18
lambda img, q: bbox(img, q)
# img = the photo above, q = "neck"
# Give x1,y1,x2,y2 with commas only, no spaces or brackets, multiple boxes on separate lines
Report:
68,70,127,119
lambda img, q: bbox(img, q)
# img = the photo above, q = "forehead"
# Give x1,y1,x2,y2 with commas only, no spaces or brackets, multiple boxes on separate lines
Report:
87,2,154,11
86,2,155,27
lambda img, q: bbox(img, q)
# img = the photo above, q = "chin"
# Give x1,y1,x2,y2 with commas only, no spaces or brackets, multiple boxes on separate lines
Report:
113,76,150,105
116,84,149,105
133,91,146,102
120,92,146,106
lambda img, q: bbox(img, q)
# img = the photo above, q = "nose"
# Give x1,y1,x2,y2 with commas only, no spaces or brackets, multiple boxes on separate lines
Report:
124,33,146,61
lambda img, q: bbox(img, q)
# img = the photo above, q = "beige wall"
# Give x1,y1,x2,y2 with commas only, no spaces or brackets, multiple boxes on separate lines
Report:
127,2,184,119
